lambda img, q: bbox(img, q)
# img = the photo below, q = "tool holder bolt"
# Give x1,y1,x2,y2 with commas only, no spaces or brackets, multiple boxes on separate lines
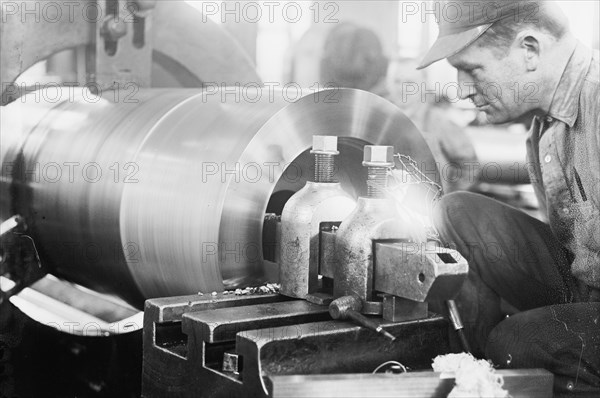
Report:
310,136,339,183
362,145,394,198
101,16,128,41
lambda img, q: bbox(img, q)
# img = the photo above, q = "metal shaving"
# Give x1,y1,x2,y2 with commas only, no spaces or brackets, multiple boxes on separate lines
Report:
229,283,280,296
198,283,280,297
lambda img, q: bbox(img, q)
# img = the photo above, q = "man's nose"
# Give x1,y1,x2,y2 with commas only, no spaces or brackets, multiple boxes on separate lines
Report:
457,70,476,100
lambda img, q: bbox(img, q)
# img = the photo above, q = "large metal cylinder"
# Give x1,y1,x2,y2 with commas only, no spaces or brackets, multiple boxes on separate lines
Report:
1,87,437,307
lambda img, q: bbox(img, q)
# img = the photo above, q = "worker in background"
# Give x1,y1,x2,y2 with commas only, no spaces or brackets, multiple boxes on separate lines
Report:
319,22,389,97
419,1,599,396
387,56,480,192
320,23,479,193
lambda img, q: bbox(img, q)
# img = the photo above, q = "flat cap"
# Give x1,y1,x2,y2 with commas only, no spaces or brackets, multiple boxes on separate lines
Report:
418,0,542,69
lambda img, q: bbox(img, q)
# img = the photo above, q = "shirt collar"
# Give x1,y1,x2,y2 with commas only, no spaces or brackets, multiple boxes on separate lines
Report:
547,41,593,127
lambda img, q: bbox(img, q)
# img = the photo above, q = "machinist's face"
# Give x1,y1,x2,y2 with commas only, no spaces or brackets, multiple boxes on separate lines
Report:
448,42,533,124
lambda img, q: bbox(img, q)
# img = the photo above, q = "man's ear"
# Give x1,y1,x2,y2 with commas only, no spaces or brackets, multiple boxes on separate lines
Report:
516,31,540,72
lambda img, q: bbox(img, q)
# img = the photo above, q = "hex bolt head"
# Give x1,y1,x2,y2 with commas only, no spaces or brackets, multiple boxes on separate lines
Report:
101,16,127,41
362,145,394,167
310,135,339,155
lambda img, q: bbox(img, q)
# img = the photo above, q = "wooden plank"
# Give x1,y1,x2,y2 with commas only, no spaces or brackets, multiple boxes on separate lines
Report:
269,369,553,398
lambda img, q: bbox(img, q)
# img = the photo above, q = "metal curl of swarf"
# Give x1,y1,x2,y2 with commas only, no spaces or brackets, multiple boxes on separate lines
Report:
370,153,443,243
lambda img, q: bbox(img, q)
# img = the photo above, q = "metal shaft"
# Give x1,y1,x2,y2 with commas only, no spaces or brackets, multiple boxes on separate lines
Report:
366,166,388,198
314,153,336,183
347,310,396,341
329,295,396,341
1,88,439,307
0,215,22,236
447,299,471,353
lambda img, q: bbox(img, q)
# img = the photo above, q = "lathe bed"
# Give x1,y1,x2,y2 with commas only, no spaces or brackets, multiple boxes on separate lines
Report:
142,292,449,398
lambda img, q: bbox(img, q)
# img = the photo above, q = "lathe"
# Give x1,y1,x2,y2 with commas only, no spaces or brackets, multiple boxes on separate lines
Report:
0,1,553,397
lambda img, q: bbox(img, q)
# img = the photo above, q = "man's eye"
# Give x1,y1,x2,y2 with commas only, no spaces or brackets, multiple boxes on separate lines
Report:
468,68,481,77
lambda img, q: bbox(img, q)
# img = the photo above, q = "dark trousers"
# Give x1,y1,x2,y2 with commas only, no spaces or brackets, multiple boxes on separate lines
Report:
433,192,600,397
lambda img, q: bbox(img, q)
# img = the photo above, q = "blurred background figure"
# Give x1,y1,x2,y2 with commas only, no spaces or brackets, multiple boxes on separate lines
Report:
319,22,389,97
317,23,479,193
386,56,480,193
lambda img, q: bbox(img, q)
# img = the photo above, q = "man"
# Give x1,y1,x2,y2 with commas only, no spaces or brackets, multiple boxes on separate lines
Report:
319,22,389,96
419,1,599,396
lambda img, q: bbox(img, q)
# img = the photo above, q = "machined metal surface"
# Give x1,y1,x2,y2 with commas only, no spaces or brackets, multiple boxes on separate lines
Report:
0,216,22,237
1,87,437,306
238,317,447,396
142,293,449,398
310,135,339,183
183,300,330,343
328,294,362,319
373,242,468,302
318,227,338,279
279,182,355,298
329,294,396,341
362,145,394,168
333,197,410,309
382,294,428,322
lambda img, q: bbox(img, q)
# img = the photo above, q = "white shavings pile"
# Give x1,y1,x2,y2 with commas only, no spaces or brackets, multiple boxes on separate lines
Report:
432,353,510,398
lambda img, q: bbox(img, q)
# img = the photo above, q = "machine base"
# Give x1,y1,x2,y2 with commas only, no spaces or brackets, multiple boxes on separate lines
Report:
142,292,450,398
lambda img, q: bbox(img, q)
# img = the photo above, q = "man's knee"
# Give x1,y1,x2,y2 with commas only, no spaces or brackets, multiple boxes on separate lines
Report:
485,313,546,369
486,305,600,395
434,192,472,230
